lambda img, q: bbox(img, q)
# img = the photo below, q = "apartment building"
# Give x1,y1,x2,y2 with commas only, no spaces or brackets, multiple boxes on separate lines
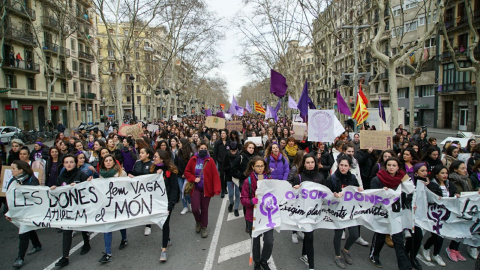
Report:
437,0,480,131
0,0,100,130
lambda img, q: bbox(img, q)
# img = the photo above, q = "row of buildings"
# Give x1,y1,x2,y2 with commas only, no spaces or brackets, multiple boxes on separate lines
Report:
282,0,479,131
0,0,195,131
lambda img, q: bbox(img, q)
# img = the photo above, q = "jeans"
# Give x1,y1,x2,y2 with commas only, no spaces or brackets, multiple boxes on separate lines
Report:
177,176,190,208
334,226,359,256
227,181,240,210
302,231,314,268
424,233,444,256
18,231,41,259
370,232,412,270
63,230,89,258
103,229,127,255
191,188,211,227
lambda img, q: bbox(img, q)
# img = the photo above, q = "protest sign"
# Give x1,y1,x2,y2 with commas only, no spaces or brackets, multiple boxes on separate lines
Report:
307,110,344,143
292,123,307,140
177,117,182,123
226,121,242,132
119,123,143,139
415,183,480,246
205,116,226,129
172,115,177,121
1,167,43,197
147,124,159,132
359,130,393,150
252,180,414,237
246,137,262,147
6,174,169,234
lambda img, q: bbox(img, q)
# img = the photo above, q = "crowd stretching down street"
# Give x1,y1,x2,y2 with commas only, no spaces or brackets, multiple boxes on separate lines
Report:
1,115,480,270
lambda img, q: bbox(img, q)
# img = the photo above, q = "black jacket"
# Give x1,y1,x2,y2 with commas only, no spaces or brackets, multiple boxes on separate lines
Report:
291,170,325,186
109,148,124,165
430,179,457,198
326,170,359,193
176,150,192,178
232,151,256,187
319,150,334,179
152,165,178,211
30,147,49,161
56,167,89,186
355,150,376,189
213,139,231,167
132,160,153,176
223,151,240,182
45,158,64,187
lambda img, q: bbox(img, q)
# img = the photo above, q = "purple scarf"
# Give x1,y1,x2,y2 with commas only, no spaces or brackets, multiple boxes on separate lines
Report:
194,155,208,189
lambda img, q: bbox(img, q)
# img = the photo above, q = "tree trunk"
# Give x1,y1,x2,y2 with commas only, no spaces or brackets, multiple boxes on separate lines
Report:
388,62,399,131
115,76,124,121
47,82,52,122
166,95,171,120
409,78,416,133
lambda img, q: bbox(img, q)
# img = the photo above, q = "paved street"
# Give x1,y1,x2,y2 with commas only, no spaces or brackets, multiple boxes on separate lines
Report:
0,194,477,270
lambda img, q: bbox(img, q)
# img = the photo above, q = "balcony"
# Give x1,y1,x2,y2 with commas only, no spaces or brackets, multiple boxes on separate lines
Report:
42,42,71,57
0,88,75,100
41,16,59,32
79,70,96,81
379,71,389,80
1,27,36,47
81,92,97,99
45,68,72,79
2,59,40,74
144,46,154,52
5,0,36,20
78,51,94,62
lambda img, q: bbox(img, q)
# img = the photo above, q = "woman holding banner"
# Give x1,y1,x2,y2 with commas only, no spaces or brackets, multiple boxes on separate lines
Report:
51,155,92,267
291,153,325,269
185,142,221,238
98,154,128,263
240,156,273,270
369,157,412,270
18,148,45,185
5,160,42,268
150,149,178,262
326,155,362,269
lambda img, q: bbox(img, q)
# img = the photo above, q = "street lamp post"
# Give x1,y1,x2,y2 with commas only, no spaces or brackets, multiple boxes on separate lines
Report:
342,24,370,130
102,97,106,122
129,75,136,122
138,101,142,121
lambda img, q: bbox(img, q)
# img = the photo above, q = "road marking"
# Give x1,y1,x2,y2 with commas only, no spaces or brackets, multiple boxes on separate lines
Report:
227,211,244,221
416,255,436,267
43,232,99,270
203,197,228,270
217,238,251,263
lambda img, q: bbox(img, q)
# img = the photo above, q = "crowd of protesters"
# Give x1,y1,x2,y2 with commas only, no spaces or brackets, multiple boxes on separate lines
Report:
1,115,479,270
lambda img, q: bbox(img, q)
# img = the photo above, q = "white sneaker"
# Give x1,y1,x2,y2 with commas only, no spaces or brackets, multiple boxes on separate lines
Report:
341,231,346,240
297,231,304,239
421,246,431,261
181,207,188,215
432,254,446,266
144,227,151,236
292,233,299,244
188,203,192,212
468,246,479,259
355,236,369,246
300,254,308,266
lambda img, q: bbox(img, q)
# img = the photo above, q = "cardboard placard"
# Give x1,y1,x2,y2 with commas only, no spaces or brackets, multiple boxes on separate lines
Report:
119,123,143,139
172,115,178,121
205,116,226,129
147,124,159,132
359,130,393,150
1,166,44,197
226,121,242,132
176,117,182,123
292,123,307,140
246,137,262,147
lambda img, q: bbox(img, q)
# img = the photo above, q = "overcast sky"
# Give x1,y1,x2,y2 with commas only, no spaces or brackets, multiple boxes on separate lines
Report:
207,0,251,100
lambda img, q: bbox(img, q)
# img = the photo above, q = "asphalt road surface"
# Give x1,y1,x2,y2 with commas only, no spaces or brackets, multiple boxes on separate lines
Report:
0,195,476,270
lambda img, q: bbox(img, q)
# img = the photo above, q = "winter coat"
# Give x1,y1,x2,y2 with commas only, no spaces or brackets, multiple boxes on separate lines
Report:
30,148,48,161
184,155,221,197
132,160,153,176
319,150,334,179
326,170,359,193
151,164,178,212
448,172,473,193
469,172,480,191
240,172,271,222
265,153,290,180
213,139,231,168
442,155,457,169
291,170,325,186
109,148,124,165
430,178,457,198
176,150,192,178
120,147,137,173
286,165,298,184
467,153,480,174
223,151,240,182
45,158,63,186
355,150,376,189
424,156,443,173
330,154,363,186
231,151,256,188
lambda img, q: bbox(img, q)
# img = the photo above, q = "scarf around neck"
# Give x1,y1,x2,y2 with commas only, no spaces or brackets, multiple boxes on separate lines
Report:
377,169,406,189
100,168,118,178
285,144,298,157
449,172,472,191
14,173,30,184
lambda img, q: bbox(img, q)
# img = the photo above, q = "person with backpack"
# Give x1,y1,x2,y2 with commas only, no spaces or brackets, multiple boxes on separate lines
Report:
291,153,325,270
264,143,289,180
223,142,241,216
5,160,43,268
241,156,273,270
214,129,231,198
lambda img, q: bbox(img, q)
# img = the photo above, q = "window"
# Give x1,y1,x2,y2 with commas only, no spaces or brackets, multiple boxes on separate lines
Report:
137,96,141,103
398,88,407,98
405,0,417,9
27,76,35,90
392,27,404,37
108,50,114,57
71,39,76,50
135,52,140,59
422,85,435,97
61,81,67,93
5,74,16,88
126,96,131,102
72,60,78,71
75,103,79,120
392,6,402,16
405,21,417,32
135,41,139,48
73,81,78,92
124,30,129,36
136,85,140,93
414,87,420,97
418,15,425,26
425,38,436,47
109,29,114,34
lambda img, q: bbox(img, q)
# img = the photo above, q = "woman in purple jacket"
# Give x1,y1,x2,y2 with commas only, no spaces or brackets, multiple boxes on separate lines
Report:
264,143,289,180
120,137,137,174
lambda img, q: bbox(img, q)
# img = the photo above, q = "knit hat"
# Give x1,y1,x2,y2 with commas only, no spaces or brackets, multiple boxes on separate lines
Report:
228,142,238,151
413,162,427,173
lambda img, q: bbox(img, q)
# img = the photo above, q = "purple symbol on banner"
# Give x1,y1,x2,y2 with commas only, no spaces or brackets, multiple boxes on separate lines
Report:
260,193,279,228
427,204,451,234
310,111,333,141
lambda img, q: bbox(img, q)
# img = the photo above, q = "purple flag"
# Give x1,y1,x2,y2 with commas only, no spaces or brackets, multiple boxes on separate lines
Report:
265,105,273,119
270,105,278,122
228,96,238,115
270,69,288,98
274,98,281,113
288,95,297,109
216,110,225,118
336,89,351,116
379,96,386,123
205,109,212,116
235,105,244,116
245,100,252,113
297,80,311,120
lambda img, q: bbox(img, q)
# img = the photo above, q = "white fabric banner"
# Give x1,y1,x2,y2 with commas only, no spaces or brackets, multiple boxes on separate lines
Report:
414,183,480,246
6,174,169,234
252,180,414,238
307,110,345,143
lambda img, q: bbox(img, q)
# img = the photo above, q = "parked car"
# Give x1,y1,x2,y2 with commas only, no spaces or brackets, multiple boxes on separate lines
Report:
0,126,22,144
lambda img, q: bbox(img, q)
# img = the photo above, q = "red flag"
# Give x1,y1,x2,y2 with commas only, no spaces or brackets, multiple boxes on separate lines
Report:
220,104,225,110
357,83,369,105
